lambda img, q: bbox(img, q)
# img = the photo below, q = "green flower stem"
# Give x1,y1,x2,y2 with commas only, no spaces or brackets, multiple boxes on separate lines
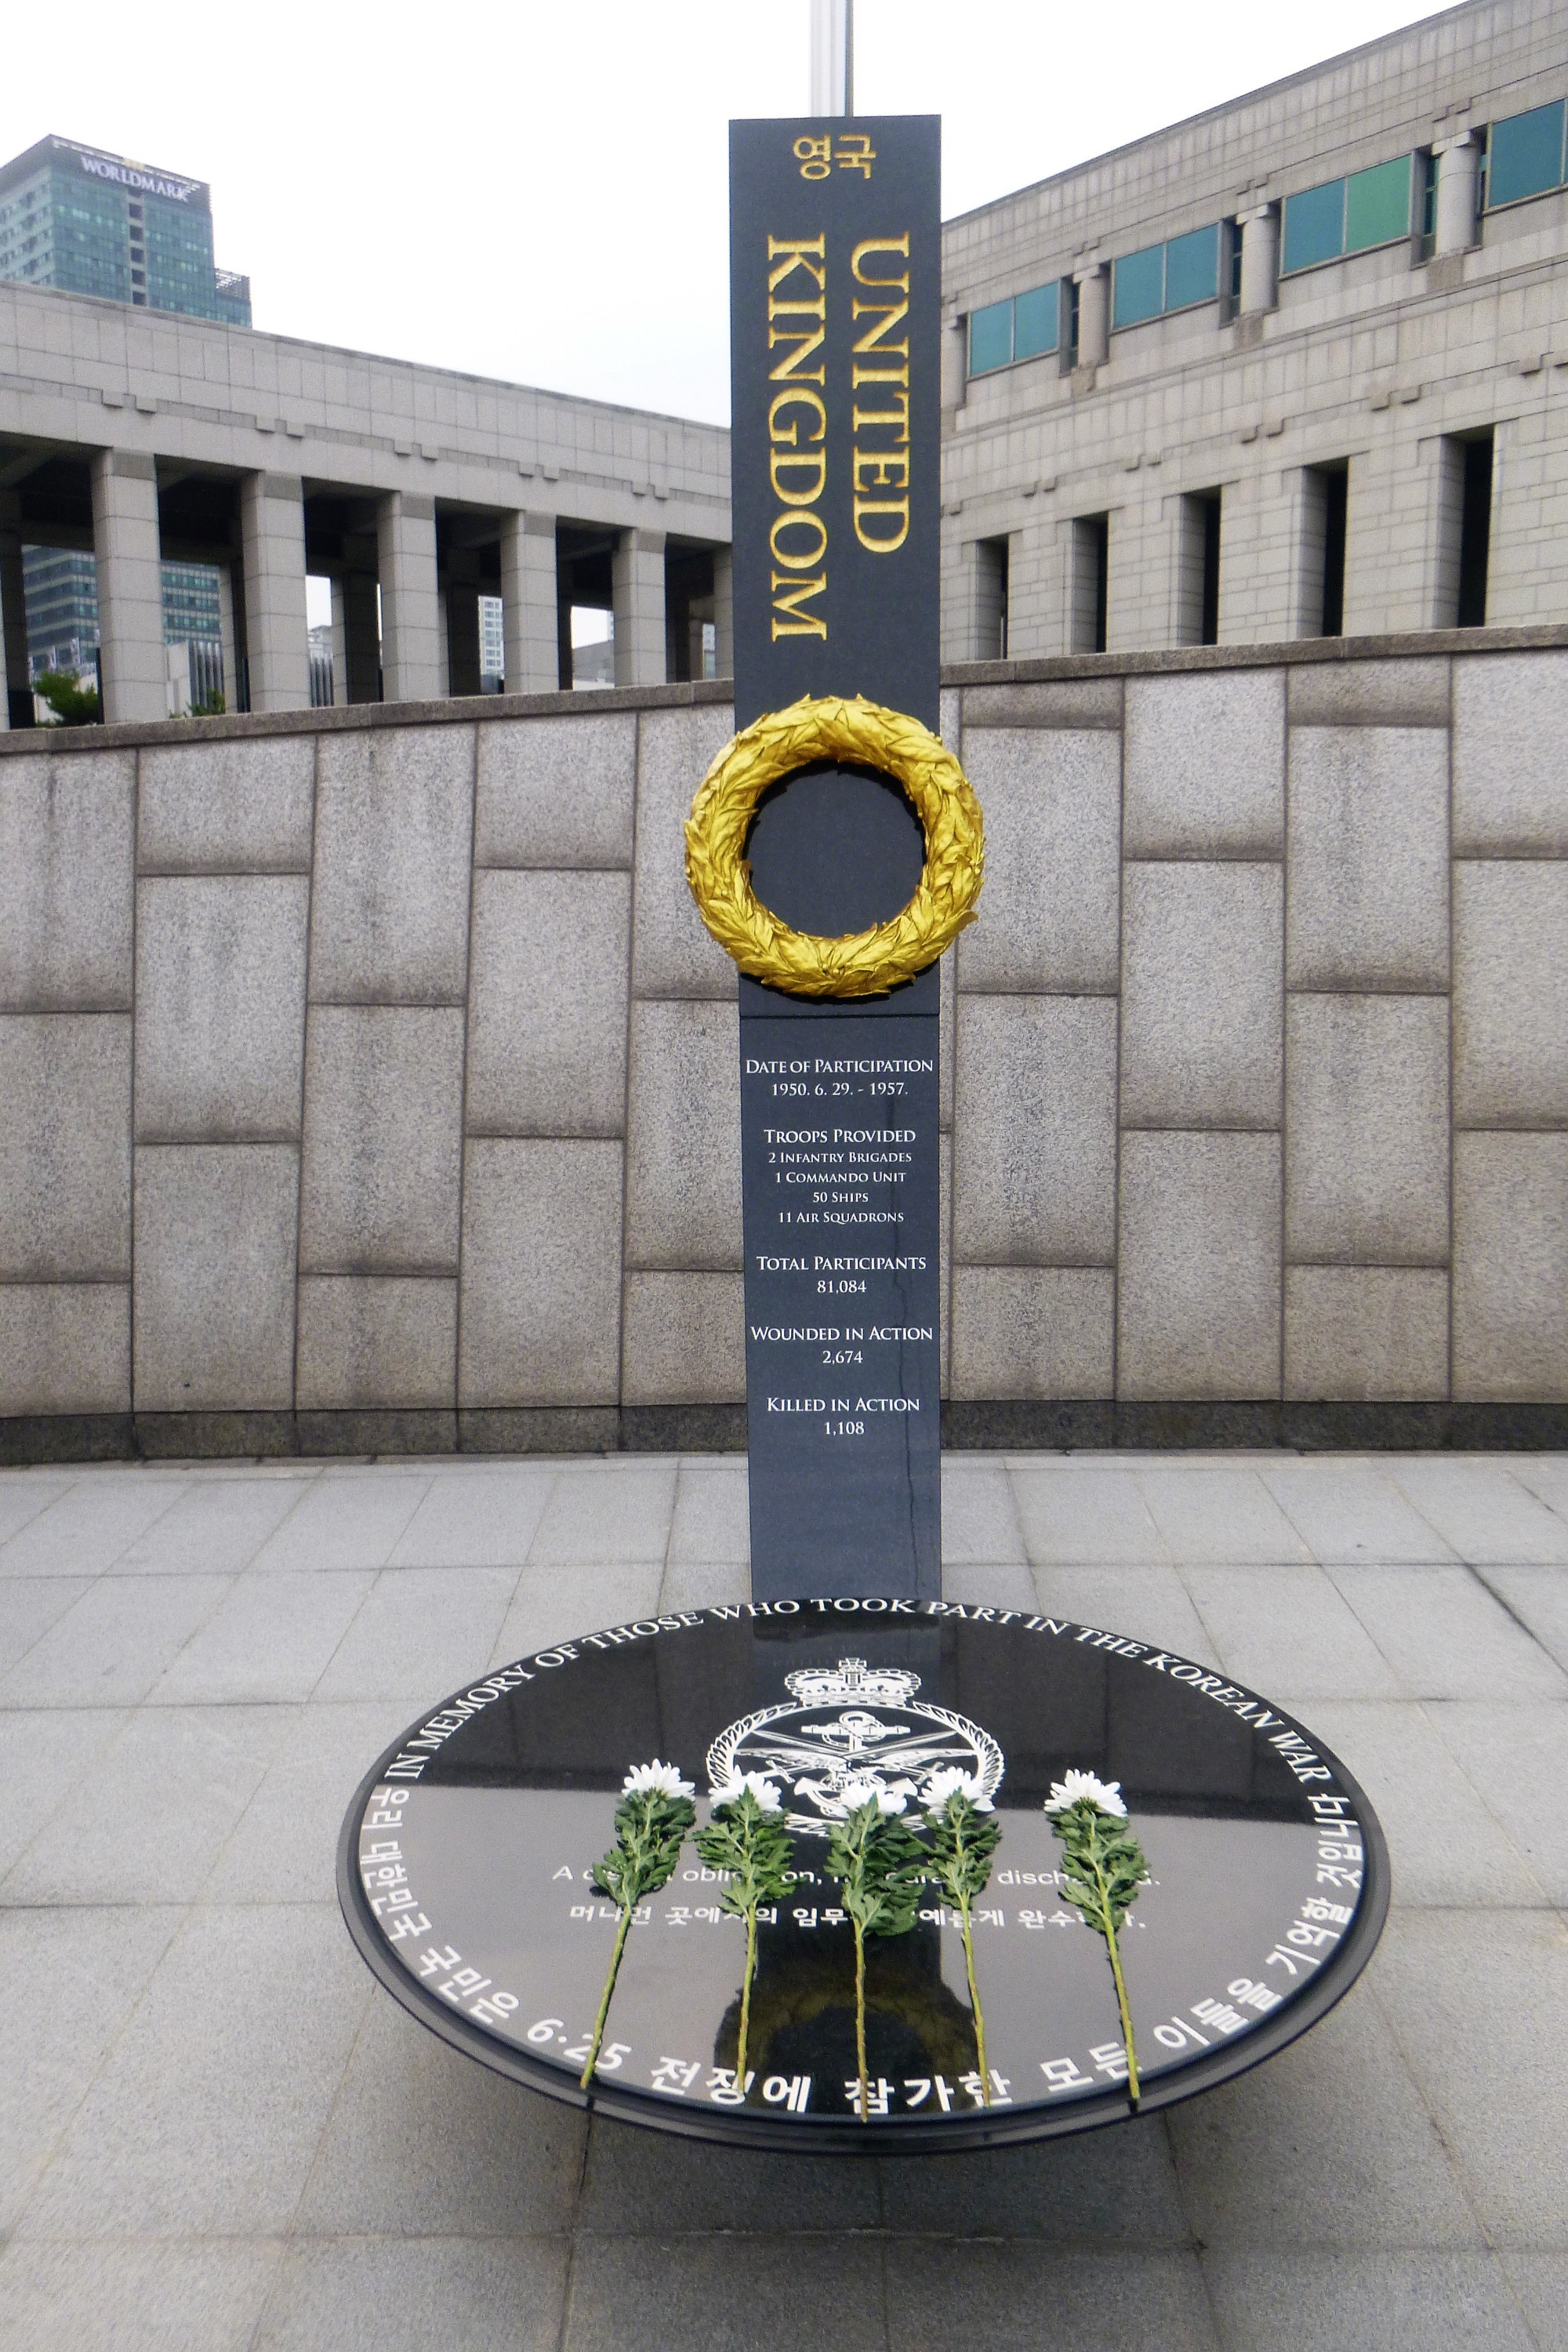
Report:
579,1901,633,2090
1045,1789,1148,2112
852,1918,869,2122
956,1892,989,2103
582,1773,695,2092
921,1790,1000,2107
737,1902,757,2088
1090,1848,1141,2107
825,1795,924,2125
693,1788,796,2102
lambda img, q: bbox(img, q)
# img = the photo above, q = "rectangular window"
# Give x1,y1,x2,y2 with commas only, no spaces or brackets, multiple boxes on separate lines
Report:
1320,465,1348,637
1457,433,1494,627
1112,241,1163,328
1110,224,1220,331
1071,515,1109,653
1164,222,1219,310
1486,99,1566,207
1177,492,1221,645
1301,463,1348,637
1282,157,1410,273
967,283,1059,377
1012,281,1058,361
967,298,1012,376
974,536,1010,659
1436,433,1494,627
1345,155,1411,252
1282,178,1345,273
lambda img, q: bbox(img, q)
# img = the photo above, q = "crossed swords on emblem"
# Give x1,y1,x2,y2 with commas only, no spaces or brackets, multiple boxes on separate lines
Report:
731,1709,980,1817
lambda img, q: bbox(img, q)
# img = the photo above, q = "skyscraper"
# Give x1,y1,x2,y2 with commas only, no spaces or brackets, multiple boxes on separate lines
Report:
0,136,250,703
0,136,249,322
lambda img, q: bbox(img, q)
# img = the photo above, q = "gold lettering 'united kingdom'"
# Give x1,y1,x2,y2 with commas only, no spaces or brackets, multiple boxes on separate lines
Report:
767,236,828,638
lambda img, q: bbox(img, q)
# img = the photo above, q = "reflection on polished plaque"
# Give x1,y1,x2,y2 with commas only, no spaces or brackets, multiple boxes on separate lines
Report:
339,1604,1388,2150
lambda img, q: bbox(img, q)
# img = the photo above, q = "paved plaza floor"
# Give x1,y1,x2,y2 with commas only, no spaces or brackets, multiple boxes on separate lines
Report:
0,1449,1565,2350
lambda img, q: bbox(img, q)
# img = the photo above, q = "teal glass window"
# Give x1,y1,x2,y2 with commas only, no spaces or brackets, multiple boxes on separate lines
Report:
1282,177,1345,273
1108,226,1220,332
1487,100,1566,207
968,297,1012,375
1012,281,1058,360
1163,222,1219,310
1112,241,1164,328
1345,155,1410,250
967,283,1059,376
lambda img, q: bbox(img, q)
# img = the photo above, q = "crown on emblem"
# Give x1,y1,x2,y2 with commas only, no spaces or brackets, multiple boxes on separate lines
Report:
783,1656,921,1707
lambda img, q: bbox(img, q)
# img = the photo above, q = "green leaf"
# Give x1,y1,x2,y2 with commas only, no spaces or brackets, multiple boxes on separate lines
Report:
826,1800,926,1941
590,1787,696,1911
692,1790,797,1917
921,1793,1002,1910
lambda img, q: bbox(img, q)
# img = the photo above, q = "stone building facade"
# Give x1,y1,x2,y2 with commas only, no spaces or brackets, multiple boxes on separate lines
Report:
0,281,731,728
9,0,1568,728
941,0,1568,660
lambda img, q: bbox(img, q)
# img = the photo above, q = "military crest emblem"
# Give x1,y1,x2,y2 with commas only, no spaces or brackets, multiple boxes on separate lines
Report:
706,1656,1004,1835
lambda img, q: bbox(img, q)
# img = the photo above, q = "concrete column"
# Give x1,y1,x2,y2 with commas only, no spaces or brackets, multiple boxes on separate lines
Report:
945,540,989,662
376,489,441,702
239,471,310,712
0,519,30,728
328,576,348,705
1434,133,1481,256
90,448,165,724
941,304,967,416
216,561,238,713
713,545,734,680
445,550,483,698
341,568,382,702
1073,264,1109,370
499,510,559,694
612,527,666,688
1006,506,1067,656
1237,205,1280,315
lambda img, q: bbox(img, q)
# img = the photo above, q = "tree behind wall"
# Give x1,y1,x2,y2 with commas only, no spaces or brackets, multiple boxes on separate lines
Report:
32,669,102,725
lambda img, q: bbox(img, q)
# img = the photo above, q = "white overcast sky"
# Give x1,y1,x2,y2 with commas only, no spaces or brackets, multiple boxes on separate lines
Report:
2,0,1439,424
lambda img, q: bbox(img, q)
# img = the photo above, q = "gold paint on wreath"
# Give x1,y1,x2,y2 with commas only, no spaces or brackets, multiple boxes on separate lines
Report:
683,695,984,999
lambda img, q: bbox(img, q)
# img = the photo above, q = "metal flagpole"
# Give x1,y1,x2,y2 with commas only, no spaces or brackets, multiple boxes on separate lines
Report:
809,0,854,117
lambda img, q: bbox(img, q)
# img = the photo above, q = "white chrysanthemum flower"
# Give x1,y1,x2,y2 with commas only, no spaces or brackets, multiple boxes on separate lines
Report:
840,1776,907,1817
1044,1769,1127,1818
924,1766,994,1813
622,1759,695,1801
710,1770,782,1812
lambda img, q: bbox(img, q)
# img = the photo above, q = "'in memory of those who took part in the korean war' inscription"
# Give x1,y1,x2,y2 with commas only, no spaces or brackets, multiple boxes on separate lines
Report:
729,116,942,1602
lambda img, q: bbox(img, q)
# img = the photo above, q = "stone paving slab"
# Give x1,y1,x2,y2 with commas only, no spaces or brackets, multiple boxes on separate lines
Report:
0,1450,1563,2350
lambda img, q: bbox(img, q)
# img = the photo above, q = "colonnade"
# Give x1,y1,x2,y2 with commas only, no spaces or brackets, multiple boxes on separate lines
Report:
0,466,734,726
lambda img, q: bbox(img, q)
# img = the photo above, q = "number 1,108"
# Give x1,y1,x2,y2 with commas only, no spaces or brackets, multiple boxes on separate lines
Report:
825,1420,866,1436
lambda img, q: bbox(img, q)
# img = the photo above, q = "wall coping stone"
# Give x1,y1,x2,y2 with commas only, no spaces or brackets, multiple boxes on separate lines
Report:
4,1399,1566,1464
7,625,1568,757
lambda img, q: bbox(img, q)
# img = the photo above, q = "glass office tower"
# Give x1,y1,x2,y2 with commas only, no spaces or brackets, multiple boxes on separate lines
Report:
0,134,250,322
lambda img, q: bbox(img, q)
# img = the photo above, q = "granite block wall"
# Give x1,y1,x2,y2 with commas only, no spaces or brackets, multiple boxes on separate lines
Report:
2,637,1565,1454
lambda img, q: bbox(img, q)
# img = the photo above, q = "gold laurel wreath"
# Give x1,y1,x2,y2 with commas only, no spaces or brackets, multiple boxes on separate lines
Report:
683,694,985,998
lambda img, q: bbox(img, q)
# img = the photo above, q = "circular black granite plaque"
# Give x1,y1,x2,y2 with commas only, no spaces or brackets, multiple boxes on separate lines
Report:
337,1600,1388,2150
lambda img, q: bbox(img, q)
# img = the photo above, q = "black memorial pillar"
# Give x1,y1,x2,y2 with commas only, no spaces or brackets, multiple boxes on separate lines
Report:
728,117,942,1601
